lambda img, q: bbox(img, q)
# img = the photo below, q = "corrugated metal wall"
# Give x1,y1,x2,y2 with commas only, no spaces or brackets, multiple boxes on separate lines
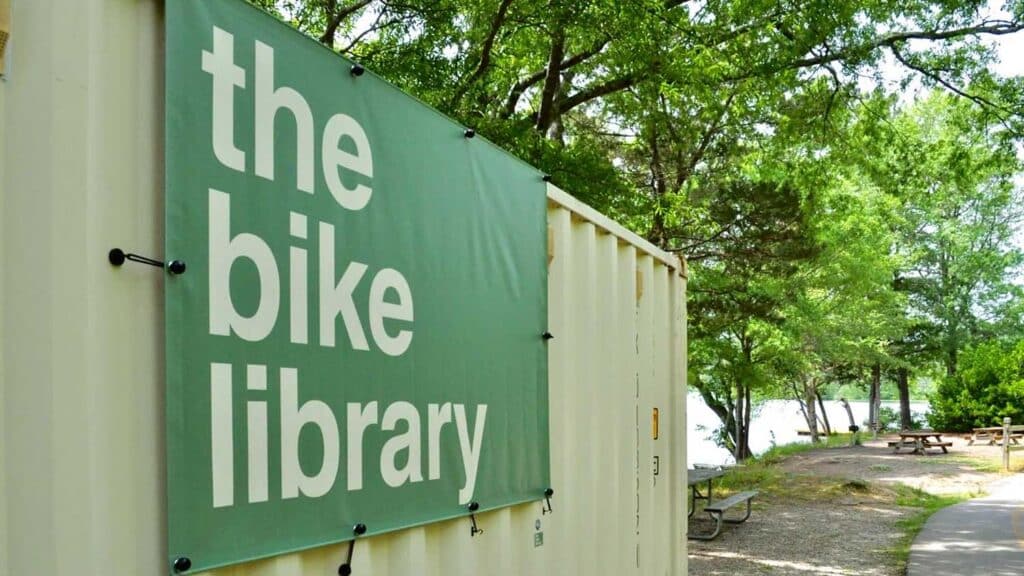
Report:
0,0,688,574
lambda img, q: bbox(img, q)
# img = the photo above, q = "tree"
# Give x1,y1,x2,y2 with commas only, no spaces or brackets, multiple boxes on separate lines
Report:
780,176,903,442
846,93,1024,432
686,176,821,459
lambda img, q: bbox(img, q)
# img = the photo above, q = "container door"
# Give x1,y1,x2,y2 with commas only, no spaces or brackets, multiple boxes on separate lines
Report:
636,256,674,575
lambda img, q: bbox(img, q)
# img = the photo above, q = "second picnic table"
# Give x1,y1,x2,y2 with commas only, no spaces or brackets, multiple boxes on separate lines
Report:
890,431,951,454
969,425,1024,446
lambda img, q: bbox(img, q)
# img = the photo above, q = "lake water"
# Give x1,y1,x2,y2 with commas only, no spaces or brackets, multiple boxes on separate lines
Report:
687,393,930,466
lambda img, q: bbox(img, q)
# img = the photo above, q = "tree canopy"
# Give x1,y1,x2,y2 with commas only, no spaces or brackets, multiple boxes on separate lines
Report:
248,0,1024,454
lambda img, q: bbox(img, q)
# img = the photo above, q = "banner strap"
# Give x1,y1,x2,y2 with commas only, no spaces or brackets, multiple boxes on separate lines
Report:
109,248,186,275
468,502,484,537
338,523,367,575
542,488,555,515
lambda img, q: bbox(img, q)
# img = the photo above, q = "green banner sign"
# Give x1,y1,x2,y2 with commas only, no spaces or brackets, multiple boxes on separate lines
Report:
165,1,549,571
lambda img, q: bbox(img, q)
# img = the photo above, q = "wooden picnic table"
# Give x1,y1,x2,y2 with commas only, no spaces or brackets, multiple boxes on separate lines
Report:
969,425,1024,446
890,431,951,454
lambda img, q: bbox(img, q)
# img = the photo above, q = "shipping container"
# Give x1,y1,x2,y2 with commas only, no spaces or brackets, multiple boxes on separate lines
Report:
0,0,688,574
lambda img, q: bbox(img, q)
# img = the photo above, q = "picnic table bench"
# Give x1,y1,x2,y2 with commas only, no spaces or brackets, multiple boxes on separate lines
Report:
888,431,951,454
687,468,758,540
690,490,759,541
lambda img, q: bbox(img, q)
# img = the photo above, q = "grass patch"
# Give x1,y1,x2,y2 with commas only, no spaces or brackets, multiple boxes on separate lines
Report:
756,434,854,466
711,435,868,501
928,452,1024,473
888,486,974,573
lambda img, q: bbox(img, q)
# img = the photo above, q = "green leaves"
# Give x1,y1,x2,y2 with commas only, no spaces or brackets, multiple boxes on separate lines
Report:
241,0,1024,454
929,341,1024,431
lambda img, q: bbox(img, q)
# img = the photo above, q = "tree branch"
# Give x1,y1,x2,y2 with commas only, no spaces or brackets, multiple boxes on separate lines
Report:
448,0,517,109
889,45,1019,130
501,37,609,117
786,21,1024,71
338,9,393,53
557,72,640,115
320,0,375,46
720,20,1024,83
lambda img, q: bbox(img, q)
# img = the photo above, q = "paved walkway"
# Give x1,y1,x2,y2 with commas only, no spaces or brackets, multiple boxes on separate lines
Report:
908,473,1024,576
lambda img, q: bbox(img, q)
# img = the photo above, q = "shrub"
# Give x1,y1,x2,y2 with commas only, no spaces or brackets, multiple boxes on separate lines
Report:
927,341,1024,432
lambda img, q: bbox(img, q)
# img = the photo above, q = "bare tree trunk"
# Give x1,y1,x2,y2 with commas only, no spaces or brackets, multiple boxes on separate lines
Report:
816,391,832,436
839,398,856,429
793,383,811,429
897,367,912,430
804,378,820,443
869,363,881,435
734,385,741,462
734,381,746,461
742,382,752,458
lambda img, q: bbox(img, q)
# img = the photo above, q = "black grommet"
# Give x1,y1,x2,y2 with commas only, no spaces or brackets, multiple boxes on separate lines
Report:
173,557,192,573
350,63,365,77
167,260,187,275
542,174,552,182
464,128,475,139
109,248,127,266
468,501,480,512
338,564,352,576
542,331,554,341
544,488,554,497
353,523,367,535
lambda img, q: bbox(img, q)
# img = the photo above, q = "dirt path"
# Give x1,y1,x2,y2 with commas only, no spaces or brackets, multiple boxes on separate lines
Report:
687,435,1014,576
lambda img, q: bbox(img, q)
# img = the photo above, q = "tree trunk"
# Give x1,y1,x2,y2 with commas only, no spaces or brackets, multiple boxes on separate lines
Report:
733,381,752,461
322,0,338,46
547,70,575,143
647,126,668,248
897,367,912,430
839,398,856,429
869,363,881,434
535,24,566,134
742,382,752,459
816,391,832,436
734,383,742,462
793,383,811,428
804,378,820,443
696,386,746,458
